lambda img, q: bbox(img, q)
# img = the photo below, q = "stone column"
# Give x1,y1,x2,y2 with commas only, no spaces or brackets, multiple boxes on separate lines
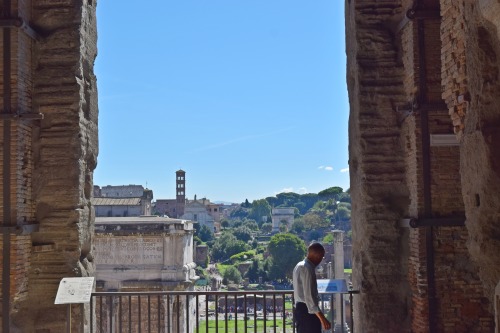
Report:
332,230,345,333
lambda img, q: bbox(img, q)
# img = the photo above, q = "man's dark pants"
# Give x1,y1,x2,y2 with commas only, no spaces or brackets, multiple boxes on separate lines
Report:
294,302,322,333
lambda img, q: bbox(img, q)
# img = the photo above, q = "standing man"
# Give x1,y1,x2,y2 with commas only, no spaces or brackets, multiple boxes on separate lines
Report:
293,242,331,332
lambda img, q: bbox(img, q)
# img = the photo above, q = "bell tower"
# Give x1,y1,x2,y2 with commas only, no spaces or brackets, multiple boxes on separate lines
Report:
176,170,186,216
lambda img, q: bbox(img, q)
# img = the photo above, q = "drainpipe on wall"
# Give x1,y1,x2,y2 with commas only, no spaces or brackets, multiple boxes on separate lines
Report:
413,0,437,330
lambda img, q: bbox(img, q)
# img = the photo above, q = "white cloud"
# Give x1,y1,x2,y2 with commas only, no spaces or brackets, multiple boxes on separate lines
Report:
324,166,333,171
298,187,307,194
340,167,349,173
278,187,294,193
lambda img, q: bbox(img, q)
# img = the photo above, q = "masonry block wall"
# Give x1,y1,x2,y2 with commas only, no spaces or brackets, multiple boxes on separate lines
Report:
0,0,98,331
347,0,498,332
346,1,412,331
442,0,500,305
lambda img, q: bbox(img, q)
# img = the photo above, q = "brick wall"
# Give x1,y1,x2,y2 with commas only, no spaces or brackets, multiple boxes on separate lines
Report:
349,0,497,331
0,235,31,304
442,0,500,318
399,2,493,330
0,0,98,331
440,0,468,135
0,0,37,328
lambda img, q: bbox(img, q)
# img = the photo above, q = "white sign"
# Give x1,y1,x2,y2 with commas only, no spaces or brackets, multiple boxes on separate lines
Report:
317,279,348,293
55,277,95,304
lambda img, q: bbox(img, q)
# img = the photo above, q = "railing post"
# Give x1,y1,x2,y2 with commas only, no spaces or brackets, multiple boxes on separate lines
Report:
90,289,302,333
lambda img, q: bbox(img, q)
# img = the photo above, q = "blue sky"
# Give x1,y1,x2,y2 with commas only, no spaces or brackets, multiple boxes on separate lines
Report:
94,1,349,204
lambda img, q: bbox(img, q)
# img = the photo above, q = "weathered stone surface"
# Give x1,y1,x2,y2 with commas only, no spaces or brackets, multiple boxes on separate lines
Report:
347,0,498,332
94,217,197,332
347,1,412,332
0,0,98,331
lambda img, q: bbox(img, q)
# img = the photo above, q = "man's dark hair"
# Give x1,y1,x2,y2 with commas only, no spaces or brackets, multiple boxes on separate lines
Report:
308,242,324,254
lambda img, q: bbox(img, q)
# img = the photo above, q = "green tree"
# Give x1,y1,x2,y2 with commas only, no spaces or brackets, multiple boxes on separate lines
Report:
246,260,260,283
193,235,203,244
276,192,301,207
261,222,272,233
322,233,334,243
230,207,249,220
251,238,259,249
243,219,259,231
309,230,321,242
267,233,307,281
223,265,242,284
265,196,279,207
336,206,351,220
199,224,214,242
318,186,343,199
303,212,329,230
293,201,306,214
338,202,351,210
249,199,272,225
211,233,250,262
232,226,253,243
241,199,251,208
291,219,305,234
232,219,243,228
193,222,201,234
299,193,320,212
337,192,351,203
261,257,272,282
221,219,230,229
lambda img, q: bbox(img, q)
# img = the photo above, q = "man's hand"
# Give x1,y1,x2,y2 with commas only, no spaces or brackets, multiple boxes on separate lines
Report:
316,311,332,330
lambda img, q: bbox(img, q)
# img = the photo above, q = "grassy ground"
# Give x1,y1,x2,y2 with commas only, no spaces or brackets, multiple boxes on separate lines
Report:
197,318,294,332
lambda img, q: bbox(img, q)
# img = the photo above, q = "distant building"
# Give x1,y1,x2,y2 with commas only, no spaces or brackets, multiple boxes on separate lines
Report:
206,202,223,222
221,203,241,219
92,184,153,217
153,170,186,218
271,207,295,232
181,197,215,232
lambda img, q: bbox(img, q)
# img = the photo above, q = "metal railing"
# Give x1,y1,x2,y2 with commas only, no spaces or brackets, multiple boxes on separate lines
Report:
90,290,355,333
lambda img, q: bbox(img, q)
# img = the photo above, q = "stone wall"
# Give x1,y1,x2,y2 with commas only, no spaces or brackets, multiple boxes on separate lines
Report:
346,1,412,331
0,0,98,331
347,0,499,331
444,0,500,303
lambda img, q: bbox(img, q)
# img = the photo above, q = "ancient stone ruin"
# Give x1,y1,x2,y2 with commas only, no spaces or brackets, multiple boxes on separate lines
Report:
94,216,198,332
347,0,500,332
0,0,97,331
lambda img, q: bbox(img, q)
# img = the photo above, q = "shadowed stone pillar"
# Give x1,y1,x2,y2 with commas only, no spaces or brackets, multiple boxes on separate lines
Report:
0,0,98,331
346,0,411,332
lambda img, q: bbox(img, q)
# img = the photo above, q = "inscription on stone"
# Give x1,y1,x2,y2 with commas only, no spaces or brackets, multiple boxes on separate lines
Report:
96,238,163,265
